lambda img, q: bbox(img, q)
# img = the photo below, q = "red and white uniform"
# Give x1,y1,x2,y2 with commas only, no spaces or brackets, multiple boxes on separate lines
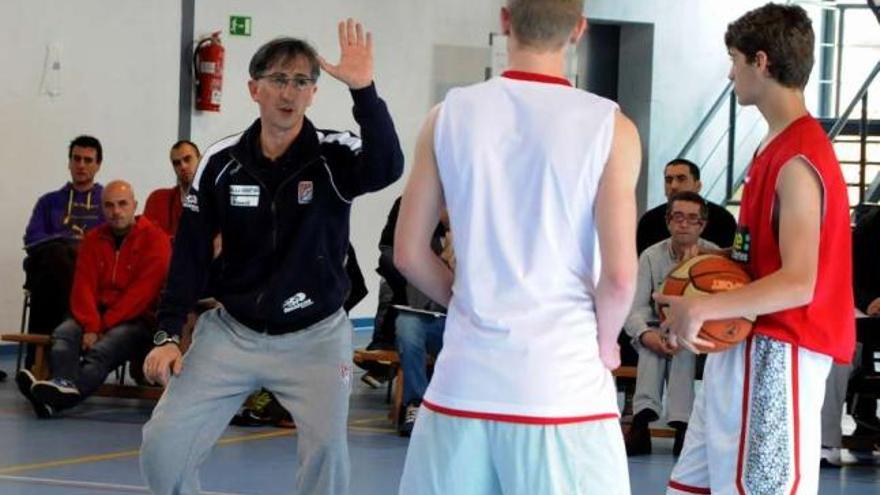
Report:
669,115,854,495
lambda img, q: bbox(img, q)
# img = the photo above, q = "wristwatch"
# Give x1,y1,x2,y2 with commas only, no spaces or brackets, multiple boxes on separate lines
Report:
153,330,181,348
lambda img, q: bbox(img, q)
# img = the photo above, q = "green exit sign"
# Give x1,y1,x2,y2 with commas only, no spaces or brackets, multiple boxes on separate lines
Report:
230,16,252,36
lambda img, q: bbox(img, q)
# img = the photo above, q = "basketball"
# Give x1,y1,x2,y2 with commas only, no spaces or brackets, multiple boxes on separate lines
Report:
658,254,755,353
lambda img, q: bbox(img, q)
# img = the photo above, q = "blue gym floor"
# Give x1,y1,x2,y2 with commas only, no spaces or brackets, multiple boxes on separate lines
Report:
0,331,877,494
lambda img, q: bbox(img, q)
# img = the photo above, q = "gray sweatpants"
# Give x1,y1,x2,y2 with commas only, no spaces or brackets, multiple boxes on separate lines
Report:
820,343,863,448
140,307,353,495
633,346,697,425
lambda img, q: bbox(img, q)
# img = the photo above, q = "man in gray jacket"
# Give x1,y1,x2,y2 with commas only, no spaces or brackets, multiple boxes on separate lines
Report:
624,191,718,456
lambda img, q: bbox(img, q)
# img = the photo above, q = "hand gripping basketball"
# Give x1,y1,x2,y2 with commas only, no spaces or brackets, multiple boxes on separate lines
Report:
656,254,755,353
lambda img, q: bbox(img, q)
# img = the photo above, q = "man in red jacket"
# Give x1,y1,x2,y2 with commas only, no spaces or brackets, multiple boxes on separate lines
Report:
17,180,171,417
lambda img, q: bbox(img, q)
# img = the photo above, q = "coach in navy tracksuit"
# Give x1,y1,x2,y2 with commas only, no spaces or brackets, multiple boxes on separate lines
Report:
140,22,402,495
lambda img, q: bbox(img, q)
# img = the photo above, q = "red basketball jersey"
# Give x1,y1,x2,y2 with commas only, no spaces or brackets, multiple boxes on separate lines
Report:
732,115,855,363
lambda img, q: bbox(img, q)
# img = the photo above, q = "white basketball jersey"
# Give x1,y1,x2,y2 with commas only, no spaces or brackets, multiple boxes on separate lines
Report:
424,72,620,422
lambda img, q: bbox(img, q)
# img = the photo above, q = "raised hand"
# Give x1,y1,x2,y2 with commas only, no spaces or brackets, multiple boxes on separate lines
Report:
319,18,374,90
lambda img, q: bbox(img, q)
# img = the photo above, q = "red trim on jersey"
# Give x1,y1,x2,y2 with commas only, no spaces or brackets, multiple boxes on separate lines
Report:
789,347,801,495
668,480,711,494
501,70,572,87
422,400,617,425
735,336,754,495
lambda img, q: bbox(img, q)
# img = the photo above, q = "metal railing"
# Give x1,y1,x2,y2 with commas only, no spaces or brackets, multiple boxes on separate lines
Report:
828,60,880,140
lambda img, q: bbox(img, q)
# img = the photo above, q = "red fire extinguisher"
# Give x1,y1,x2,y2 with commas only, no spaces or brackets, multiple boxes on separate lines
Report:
194,32,224,112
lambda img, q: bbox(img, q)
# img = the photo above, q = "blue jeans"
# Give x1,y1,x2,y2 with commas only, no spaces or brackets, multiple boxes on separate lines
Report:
50,317,151,402
395,312,445,406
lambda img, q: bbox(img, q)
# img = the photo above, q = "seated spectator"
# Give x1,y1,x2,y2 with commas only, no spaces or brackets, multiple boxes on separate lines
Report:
22,135,105,367
374,198,410,350
356,197,412,388
144,140,200,238
636,158,736,254
16,180,171,417
821,205,880,465
396,223,452,437
624,191,718,456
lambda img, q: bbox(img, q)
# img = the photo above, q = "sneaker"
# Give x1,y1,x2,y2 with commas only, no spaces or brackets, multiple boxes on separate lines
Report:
230,408,275,427
230,390,295,428
360,372,385,389
31,378,81,410
820,446,842,468
15,370,54,419
399,402,420,437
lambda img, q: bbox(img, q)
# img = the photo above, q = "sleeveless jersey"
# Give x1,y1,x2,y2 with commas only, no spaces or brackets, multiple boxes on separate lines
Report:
424,71,620,422
732,115,854,363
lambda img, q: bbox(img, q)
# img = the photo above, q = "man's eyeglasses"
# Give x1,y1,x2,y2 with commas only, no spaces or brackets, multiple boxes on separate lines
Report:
258,73,316,91
666,212,706,225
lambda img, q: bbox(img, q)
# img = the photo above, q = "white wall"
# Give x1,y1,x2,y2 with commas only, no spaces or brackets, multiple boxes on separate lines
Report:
0,1,180,329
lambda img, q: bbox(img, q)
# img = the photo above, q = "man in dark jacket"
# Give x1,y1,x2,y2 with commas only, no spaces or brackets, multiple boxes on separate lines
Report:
140,21,403,495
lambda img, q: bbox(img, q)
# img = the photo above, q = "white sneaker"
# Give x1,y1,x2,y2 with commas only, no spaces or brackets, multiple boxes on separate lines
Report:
820,447,842,467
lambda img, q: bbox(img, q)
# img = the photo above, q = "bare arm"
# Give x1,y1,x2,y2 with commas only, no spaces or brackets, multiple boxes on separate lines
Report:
594,111,642,369
394,106,454,307
656,156,822,352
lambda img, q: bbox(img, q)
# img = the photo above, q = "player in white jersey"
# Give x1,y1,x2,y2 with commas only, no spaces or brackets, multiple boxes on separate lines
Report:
394,1,641,493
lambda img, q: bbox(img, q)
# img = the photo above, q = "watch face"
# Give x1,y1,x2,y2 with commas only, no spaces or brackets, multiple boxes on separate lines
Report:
153,331,169,346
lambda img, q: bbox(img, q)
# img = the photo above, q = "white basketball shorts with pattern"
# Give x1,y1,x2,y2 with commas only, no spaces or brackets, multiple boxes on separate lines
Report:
667,334,832,495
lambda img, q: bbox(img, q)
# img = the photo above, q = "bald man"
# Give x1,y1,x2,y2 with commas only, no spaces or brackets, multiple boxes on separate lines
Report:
16,181,172,418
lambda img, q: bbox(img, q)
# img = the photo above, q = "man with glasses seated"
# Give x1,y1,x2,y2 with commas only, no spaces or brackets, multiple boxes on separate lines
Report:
623,191,717,456
140,21,403,495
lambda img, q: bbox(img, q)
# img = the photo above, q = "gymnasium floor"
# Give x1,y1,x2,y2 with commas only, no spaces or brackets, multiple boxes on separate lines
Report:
0,331,877,495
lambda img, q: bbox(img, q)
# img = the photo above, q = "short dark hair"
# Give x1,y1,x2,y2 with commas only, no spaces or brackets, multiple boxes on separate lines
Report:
665,158,700,181
724,3,814,89
171,139,200,156
249,37,320,81
68,135,102,163
507,0,584,50
666,191,709,220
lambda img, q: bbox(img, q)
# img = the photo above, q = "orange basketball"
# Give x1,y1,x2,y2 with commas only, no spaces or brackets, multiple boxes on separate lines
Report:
657,254,754,353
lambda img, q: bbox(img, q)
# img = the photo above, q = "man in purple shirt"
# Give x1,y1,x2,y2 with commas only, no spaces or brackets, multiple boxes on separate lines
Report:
21,135,105,368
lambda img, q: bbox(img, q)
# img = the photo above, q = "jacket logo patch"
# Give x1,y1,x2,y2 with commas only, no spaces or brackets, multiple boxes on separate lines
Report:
183,193,199,212
283,292,314,313
230,185,259,207
298,181,314,204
